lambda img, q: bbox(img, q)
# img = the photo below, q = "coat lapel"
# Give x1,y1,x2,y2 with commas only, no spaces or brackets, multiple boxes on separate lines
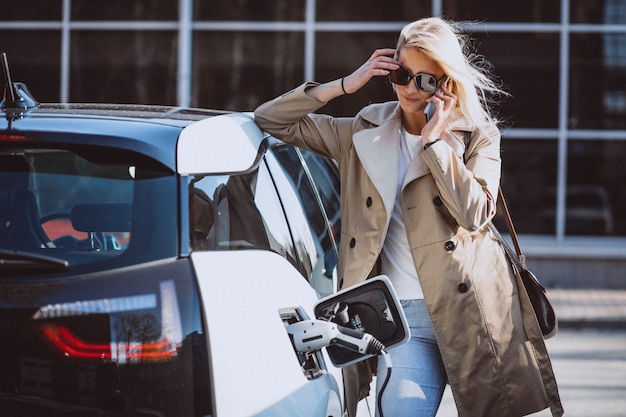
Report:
352,104,473,217
353,119,401,220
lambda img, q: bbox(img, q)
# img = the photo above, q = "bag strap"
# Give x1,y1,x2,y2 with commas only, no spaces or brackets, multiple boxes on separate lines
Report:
490,188,548,291
495,187,527,270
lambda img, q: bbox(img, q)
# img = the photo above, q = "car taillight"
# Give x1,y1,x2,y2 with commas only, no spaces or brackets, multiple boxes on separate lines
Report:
0,133,27,141
33,280,182,363
39,324,176,361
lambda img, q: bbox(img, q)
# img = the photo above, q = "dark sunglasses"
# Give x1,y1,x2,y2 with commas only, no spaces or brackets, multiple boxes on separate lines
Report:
389,67,447,94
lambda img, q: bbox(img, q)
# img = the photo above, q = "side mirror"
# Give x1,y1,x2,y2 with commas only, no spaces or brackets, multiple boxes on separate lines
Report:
313,275,409,367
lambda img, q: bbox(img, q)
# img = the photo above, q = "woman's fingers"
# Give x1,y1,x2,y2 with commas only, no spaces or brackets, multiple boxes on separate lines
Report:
343,49,399,93
366,48,399,74
434,84,457,112
424,85,457,138
369,48,397,61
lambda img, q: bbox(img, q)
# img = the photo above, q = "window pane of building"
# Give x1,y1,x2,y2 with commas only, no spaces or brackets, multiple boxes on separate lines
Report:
499,138,558,235
443,0,560,22
194,0,305,21
315,31,398,117
569,33,626,129
3,0,626,246
70,31,177,104
0,31,61,102
71,0,177,21
2,1,62,20
571,0,626,24
192,31,305,111
567,140,625,236
473,32,560,128
316,0,430,21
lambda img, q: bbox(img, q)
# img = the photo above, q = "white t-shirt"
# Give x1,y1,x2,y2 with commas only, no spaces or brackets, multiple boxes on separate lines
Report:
380,128,424,300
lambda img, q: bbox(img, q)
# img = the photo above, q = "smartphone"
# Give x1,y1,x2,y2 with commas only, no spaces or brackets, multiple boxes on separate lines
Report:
425,77,450,123
424,102,436,123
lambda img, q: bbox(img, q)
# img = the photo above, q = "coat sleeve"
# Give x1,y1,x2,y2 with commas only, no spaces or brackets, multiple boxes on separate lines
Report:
254,82,355,160
421,124,501,231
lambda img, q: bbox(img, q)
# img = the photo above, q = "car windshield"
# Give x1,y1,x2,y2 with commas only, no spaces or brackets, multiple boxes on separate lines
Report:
0,146,178,276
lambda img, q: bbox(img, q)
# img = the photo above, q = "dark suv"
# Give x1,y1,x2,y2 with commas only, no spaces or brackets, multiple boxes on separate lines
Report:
0,56,353,415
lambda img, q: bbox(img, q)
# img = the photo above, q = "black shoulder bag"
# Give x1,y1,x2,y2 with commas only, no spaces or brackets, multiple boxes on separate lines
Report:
489,188,558,339
464,132,558,338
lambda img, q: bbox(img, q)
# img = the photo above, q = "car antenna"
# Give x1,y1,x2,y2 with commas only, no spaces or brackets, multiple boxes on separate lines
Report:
1,52,39,123
1,52,16,104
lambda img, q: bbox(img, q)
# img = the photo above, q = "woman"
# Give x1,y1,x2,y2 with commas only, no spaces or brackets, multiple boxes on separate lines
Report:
255,17,563,417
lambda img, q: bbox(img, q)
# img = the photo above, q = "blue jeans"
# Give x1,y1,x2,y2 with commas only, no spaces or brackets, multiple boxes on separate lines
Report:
376,299,447,417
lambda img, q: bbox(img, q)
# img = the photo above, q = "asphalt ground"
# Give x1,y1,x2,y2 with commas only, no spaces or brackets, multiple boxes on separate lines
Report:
357,288,626,417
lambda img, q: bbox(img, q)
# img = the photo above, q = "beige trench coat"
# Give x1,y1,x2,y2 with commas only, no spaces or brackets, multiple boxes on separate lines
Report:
255,83,564,417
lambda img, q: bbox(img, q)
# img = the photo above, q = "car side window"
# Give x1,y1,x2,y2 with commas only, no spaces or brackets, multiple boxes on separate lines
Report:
189,149,337,297
299,149,341,246
269,145,338,296
190,163,292,257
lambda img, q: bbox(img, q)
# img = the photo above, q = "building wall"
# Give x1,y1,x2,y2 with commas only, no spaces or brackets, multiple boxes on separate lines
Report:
2,0,625,285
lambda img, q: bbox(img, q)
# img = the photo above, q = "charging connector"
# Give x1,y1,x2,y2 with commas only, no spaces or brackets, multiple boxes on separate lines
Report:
287,319,385,355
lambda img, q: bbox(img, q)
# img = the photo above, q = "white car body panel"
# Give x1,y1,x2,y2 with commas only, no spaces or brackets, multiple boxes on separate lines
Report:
177,113,265,175
191,250,344,417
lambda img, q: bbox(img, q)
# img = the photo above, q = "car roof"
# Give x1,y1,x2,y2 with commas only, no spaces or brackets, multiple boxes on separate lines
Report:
0,103,269,174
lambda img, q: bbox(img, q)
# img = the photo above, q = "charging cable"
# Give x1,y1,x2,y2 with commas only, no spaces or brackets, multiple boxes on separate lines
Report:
376,350,392,417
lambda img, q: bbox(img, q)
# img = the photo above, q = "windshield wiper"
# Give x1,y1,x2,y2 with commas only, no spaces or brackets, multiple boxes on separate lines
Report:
0,249,69,273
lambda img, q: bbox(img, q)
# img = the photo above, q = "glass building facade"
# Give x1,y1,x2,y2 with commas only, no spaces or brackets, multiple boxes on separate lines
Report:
2,0,625,249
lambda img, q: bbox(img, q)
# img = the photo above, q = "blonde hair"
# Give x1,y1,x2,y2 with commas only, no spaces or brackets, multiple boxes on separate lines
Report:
395,17,507,132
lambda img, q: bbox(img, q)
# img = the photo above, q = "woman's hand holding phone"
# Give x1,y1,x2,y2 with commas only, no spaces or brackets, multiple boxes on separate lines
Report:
421,77,456,147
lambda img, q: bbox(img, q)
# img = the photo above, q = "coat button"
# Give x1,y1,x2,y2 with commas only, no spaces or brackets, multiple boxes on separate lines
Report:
433,196,443,207
366,197,373,207
458,283,469,293
444,240,456,251
349,238,356,248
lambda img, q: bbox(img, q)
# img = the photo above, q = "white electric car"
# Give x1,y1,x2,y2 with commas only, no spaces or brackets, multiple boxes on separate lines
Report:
0,56,408,417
